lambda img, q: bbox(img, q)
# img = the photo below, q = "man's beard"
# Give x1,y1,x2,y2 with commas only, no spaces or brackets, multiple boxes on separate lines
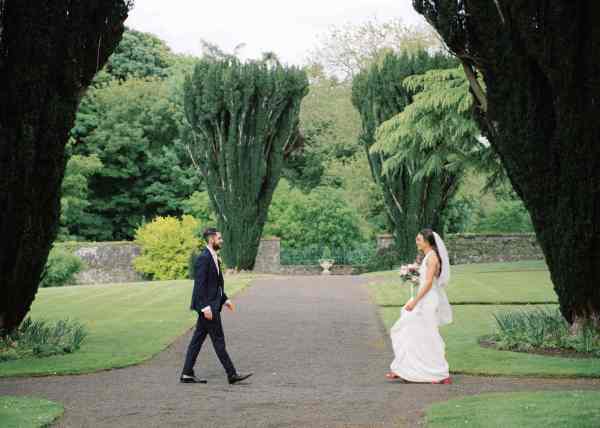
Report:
212,242,222,251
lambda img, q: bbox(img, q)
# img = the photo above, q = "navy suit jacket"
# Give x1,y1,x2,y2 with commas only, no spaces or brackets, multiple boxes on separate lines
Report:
190,248,227,314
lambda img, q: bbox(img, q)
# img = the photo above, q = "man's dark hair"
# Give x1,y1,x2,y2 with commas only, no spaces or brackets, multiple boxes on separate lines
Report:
203,227,219,241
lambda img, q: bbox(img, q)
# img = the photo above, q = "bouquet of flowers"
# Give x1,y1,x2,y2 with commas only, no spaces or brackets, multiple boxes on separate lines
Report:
398,256,422,299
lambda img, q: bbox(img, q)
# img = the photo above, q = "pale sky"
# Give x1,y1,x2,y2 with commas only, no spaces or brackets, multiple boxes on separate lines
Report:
125,0,428,65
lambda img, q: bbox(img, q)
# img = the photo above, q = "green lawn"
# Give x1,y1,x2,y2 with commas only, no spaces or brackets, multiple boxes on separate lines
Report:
371,262,600,377
425,391,600,427
0,275,255,378
369,260,556,305
380,305,600,377
0,396,63,428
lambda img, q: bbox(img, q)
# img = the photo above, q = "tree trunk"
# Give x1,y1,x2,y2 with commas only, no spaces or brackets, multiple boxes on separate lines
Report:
414,0,600,326
373,155,457,262
0,1,130,333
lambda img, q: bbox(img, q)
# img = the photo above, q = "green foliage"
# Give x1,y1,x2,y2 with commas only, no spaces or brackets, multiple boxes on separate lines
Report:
472,199,534,233
373,67,483,179
363,244,405,273
281,120,328,191
352,50,459,260
181,191,217,224
323,155,389,239
264,180,364,250
184,58,309,269
67,29,201,242
103,28,175,81
280,244,375,266
487,307,600,356
300,77,362,160
40,246,84,288
0,318,87,361
442,195,479,234
133,215,202,280
71,77,201,240
58,153,103,240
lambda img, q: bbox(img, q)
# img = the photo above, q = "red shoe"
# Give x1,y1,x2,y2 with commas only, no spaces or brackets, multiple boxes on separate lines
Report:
432,377,452,384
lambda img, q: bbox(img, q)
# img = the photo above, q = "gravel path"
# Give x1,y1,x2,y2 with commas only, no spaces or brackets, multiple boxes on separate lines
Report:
1,276,599,427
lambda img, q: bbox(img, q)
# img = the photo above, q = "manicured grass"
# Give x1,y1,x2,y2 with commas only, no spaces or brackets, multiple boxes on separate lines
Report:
365,260,547,278
0,276,255,377
372,262,600,377
0,396,63,428
425,391,600,427
380,304,600,377
369,261,556,305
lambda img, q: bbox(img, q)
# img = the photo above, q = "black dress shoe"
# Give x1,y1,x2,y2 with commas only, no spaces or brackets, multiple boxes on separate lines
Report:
180,375,207,384
228,373,253,384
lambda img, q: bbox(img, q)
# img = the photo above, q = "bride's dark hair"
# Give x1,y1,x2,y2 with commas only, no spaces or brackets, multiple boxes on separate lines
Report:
419,228,442,277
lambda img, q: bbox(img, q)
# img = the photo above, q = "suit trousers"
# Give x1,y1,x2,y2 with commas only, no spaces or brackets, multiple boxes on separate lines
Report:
182,312,236,377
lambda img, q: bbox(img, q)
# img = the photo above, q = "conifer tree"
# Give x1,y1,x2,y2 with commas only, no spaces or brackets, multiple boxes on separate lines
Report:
0,0,131,333
184,58,308,269
352,51,456,260
413,0,600,329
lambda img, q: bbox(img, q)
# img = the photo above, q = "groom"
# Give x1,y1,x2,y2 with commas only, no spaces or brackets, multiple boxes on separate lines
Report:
180,228,252,385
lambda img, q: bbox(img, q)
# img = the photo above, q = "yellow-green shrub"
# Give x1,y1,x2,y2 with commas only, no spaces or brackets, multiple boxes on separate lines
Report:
133,215,202,280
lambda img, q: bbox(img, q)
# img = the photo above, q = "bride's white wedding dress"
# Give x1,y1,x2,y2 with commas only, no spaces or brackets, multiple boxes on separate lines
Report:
390,251,452,382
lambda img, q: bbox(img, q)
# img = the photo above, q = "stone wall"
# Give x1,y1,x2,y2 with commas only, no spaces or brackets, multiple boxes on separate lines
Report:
61,242,144,284
375,233,543,265
254,238,281,274
64,233,544,284
446,233,543,265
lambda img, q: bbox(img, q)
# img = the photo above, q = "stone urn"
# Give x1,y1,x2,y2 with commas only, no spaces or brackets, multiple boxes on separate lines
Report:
319,259,335,275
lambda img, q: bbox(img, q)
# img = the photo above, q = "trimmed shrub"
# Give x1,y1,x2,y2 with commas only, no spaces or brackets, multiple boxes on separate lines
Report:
133,215,202,280
40,246,84,287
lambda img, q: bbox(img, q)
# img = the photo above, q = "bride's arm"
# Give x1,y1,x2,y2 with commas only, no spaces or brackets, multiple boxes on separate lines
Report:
406,255,438,310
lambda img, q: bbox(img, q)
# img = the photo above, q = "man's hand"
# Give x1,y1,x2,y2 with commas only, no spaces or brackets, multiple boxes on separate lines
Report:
225,300,235,311
202,306,213,320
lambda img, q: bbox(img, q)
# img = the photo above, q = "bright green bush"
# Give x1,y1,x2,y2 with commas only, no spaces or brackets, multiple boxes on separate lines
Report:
133,215,202,280
40,246,84,287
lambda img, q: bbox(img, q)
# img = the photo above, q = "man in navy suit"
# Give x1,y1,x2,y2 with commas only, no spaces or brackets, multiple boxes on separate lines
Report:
180,228,252,385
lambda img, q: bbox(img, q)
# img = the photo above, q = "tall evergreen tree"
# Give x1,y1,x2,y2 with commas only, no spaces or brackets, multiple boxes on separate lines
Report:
352,51,457,260
413,1,600,330
0,0,131,333
184,58,309,269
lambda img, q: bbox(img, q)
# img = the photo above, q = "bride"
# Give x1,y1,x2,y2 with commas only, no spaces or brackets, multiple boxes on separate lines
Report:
386,229,452,384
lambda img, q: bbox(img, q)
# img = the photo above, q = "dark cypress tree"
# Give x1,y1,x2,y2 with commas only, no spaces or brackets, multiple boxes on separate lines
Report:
184,58,308,269
413,1,600,330
352,51,457,261
0,1,131,334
